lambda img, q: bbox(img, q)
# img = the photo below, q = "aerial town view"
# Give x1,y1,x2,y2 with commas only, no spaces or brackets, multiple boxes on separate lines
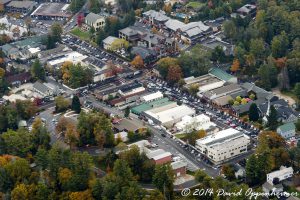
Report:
0,0,299,199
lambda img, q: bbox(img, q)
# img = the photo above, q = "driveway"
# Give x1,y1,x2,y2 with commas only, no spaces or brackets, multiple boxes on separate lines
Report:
272,88,296,106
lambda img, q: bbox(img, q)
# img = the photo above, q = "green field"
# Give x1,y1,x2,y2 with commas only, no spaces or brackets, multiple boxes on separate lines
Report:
70,27,91,41
186,1,204,9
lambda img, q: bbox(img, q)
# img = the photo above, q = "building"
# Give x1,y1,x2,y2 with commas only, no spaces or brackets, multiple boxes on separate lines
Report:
118,82,145,96
236,4,257,18
144,104,196,128
0,0,11,12
6,0,37,14
202,84,245,100
140,91,163,102
175,114,217,134
1,36,44,60
47,51,88,68
232,82,277,116
277,123,296,139
201,39,234,56
146,149,172,165
114,131,128,142
267,166,294,183
171,161,187,178
131,98,175,115
31,3,72,20
195,128,250,164
127,140,151,154
108,90,146,108
183,74,225,94
179,21,211,43
103,36,118,50
259,99,299,123
85,12,105,31
262,182,283,195
208,68,237,83
33,81,55,97
143,10,170,25
113,118,146,133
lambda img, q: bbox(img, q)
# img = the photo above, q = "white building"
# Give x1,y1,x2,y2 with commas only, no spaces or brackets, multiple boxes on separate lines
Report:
144,104,196,128
276,123,296,139
47,51,88,68
175,114,217,133
103,36,118,50
140,91,163,102
195,128,250,164
85,12,105,31
267,166,293,183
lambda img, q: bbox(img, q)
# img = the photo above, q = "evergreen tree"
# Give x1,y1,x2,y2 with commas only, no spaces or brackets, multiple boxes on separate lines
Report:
124,107,130,118
267,105,278,130
249,103,259,121
71,95,81,114
31,59,45,81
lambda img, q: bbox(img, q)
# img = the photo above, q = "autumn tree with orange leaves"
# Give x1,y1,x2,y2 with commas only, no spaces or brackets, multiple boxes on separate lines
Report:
167,65,183,83
230,59,240,73
131,55,144,69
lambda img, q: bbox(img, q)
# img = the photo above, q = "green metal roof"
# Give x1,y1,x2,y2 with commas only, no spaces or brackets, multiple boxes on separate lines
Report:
278,123,295,132
209,67,235,82
131,98,171,114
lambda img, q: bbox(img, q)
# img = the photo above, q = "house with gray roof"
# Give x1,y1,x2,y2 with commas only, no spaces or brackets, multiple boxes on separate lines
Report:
85,12,105,31
203,84,245,100
6,0,37,13
277,123,296,139
33,81,55,97
143,10,170,25
259,99,299,123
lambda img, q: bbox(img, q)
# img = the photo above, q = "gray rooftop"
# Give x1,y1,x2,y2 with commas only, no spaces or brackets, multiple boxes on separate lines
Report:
7,1,36,9
85,12,103,24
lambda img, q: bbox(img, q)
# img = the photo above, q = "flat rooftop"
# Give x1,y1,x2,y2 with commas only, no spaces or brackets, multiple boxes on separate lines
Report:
31,3,72,18
196,128,247,146
184,74,223,87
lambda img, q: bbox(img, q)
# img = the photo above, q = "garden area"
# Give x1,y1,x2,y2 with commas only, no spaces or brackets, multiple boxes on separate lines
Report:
185,1,205,9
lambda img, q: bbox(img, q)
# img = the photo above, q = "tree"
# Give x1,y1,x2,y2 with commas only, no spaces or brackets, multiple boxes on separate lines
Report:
34,148,48,170
178,45,212,77
152,164,174,200
55,96,70,113
5,158,31,183
230,59,240,73
249,38,267,61
223,20,237,41
11,184,30,200
71,95,81,114
249,103,259,122
89,0,101,13
70,0,85,13
77,12,84,27
157,57,179,79
294,83,300,99
267,105,278,130
258,63,278,90
0,68,5,78
124,107,130,118
271,31,289,58
111,38,129,51
31,59,45,81
50,23,62,43
188,84,199,96
166,65,183,83
221,164,235,181
131,55,144,69
198,129,206,139
1,129,33,157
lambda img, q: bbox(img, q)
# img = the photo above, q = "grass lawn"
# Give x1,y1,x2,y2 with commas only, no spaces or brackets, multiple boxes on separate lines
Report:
186,1,204,9
175,133,187,139
70,27,91,41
